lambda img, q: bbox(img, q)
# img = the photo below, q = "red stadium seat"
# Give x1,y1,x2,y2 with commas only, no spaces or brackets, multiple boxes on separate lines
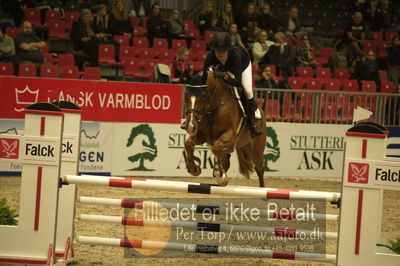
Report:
305,78,324,90
24,8,42,29
316,67,331,79
172,39,187,50
43,53,56,65
153,38,169,49
114,35,130,46
372,31,383,41
342,79,359,92
44,10,61,26
123,57,138,78
204,30,218,42
130,16,140,27
378,70,387,82
119,46,135,62
134,26,146,37
191,40,207,52
361,80,376,92
136,47,156,59
288,77,305,89
6,28,21,38
334,69,350,80
197,51,208,63
381,81,396,93
385,32,398,42
132,61,153,81
133,36,149,47
65,12,80,32
48,20,70,41
98,44,116,65
181,19,194,30
60,66,80,79
40,65,58,78
19,63,36,77
325,79,341,91
58,54,75,67
297,66,313,78
158,49,176,61
83,67,101,80
187,29,201,40
0,62,14,76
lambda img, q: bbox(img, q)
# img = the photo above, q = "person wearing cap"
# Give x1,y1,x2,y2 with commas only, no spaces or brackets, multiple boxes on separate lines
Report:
202,31,262,138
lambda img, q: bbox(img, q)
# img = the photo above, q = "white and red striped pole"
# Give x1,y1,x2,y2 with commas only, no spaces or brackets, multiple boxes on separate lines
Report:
65,175,340,203
77,214,338,239
78,196,339,222
76,236,337,262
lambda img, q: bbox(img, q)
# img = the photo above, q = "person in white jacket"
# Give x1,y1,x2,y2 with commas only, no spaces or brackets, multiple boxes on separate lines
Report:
252,29,274,68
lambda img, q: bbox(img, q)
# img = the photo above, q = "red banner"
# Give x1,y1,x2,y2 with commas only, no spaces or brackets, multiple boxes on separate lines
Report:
0,77,183,123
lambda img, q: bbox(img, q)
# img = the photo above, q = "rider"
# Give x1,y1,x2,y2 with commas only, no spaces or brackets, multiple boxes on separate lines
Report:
202,32,262,138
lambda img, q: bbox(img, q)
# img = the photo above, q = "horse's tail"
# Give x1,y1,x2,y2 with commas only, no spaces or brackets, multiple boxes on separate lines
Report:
236,146,254,179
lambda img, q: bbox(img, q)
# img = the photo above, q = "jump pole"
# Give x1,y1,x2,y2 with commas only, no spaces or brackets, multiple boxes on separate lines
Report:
76,236,337,263
65,175,340,202
77,214,338,239
77,196,339,222
0,103,64,265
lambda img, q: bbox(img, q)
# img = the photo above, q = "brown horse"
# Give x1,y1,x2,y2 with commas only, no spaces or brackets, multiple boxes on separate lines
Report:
183,70,266,187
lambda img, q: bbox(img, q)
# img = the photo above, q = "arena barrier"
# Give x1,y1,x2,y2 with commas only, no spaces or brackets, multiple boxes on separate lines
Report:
0,101,81,265
1,104,400,265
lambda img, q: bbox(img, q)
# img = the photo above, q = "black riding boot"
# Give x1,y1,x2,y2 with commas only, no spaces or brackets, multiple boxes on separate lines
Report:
247,97,262,138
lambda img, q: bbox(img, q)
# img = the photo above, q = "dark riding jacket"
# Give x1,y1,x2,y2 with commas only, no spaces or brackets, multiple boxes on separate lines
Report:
202,45,250,87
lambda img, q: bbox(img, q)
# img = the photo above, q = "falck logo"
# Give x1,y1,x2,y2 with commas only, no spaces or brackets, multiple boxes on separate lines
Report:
14,86,39,112
348,162,369,183
0,138,19,159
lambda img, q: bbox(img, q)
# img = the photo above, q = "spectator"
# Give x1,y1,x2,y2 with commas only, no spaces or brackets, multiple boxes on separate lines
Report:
354,49,380,88
252,29,274,67
217,2,235,31
71,9,101,67
295,34,318,68
132,0,151,17
342,12,366,57
108,0,134,15
243,24,260,51
93,4,110,36
370,0,399,32
258,3,279,36
255,65,278,88
197,1,218,37
227,23,245,49
147,3,169,47
167,8,194,47
237,2,259,40
278,6,304,37
171,47,191,84
260,32,295,77
109,0,133,37
13,21,45,64
0,25,15,60
357,0,379,23
387,36,400,86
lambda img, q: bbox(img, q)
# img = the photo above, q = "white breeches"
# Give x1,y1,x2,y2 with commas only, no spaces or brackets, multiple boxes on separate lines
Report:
241,61,254,99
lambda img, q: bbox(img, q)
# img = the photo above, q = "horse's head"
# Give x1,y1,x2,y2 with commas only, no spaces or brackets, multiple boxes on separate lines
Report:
184,74,208,135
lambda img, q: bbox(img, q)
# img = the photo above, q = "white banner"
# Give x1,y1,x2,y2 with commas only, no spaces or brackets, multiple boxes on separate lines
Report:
110,123,239,177
0,119,24,175
264,123,350,178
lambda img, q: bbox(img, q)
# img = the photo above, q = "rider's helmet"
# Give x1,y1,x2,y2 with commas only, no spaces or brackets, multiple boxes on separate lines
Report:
210,32,232,52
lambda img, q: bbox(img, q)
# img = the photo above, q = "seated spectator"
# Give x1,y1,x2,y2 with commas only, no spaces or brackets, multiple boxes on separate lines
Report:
93,4,110,36
252,30,274,67
259,32,295,78
217,2,235,31
14,21,45,64
243,24,260,51
147,3,169,47
255,65,278,88
197,1,218,37
237,2,259,40
258,3,279,36
227,23,245,49
0,25,15,61
167,8,194,47
370,0,399,32
354,49,380,88
295,34,318,68
108,0,134,16
71,9,103,67
109,0,133,37
342,12,365,58
387,36,400,86
171,47,191,84
278,6,305,37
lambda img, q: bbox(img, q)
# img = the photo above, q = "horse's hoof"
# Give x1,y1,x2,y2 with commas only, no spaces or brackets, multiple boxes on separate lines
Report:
216,176,229,186
213,169,221,178
190,165,201,176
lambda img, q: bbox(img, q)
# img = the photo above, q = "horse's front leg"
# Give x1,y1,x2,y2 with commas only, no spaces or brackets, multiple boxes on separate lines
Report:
184,135,204,176
211,129,236,186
